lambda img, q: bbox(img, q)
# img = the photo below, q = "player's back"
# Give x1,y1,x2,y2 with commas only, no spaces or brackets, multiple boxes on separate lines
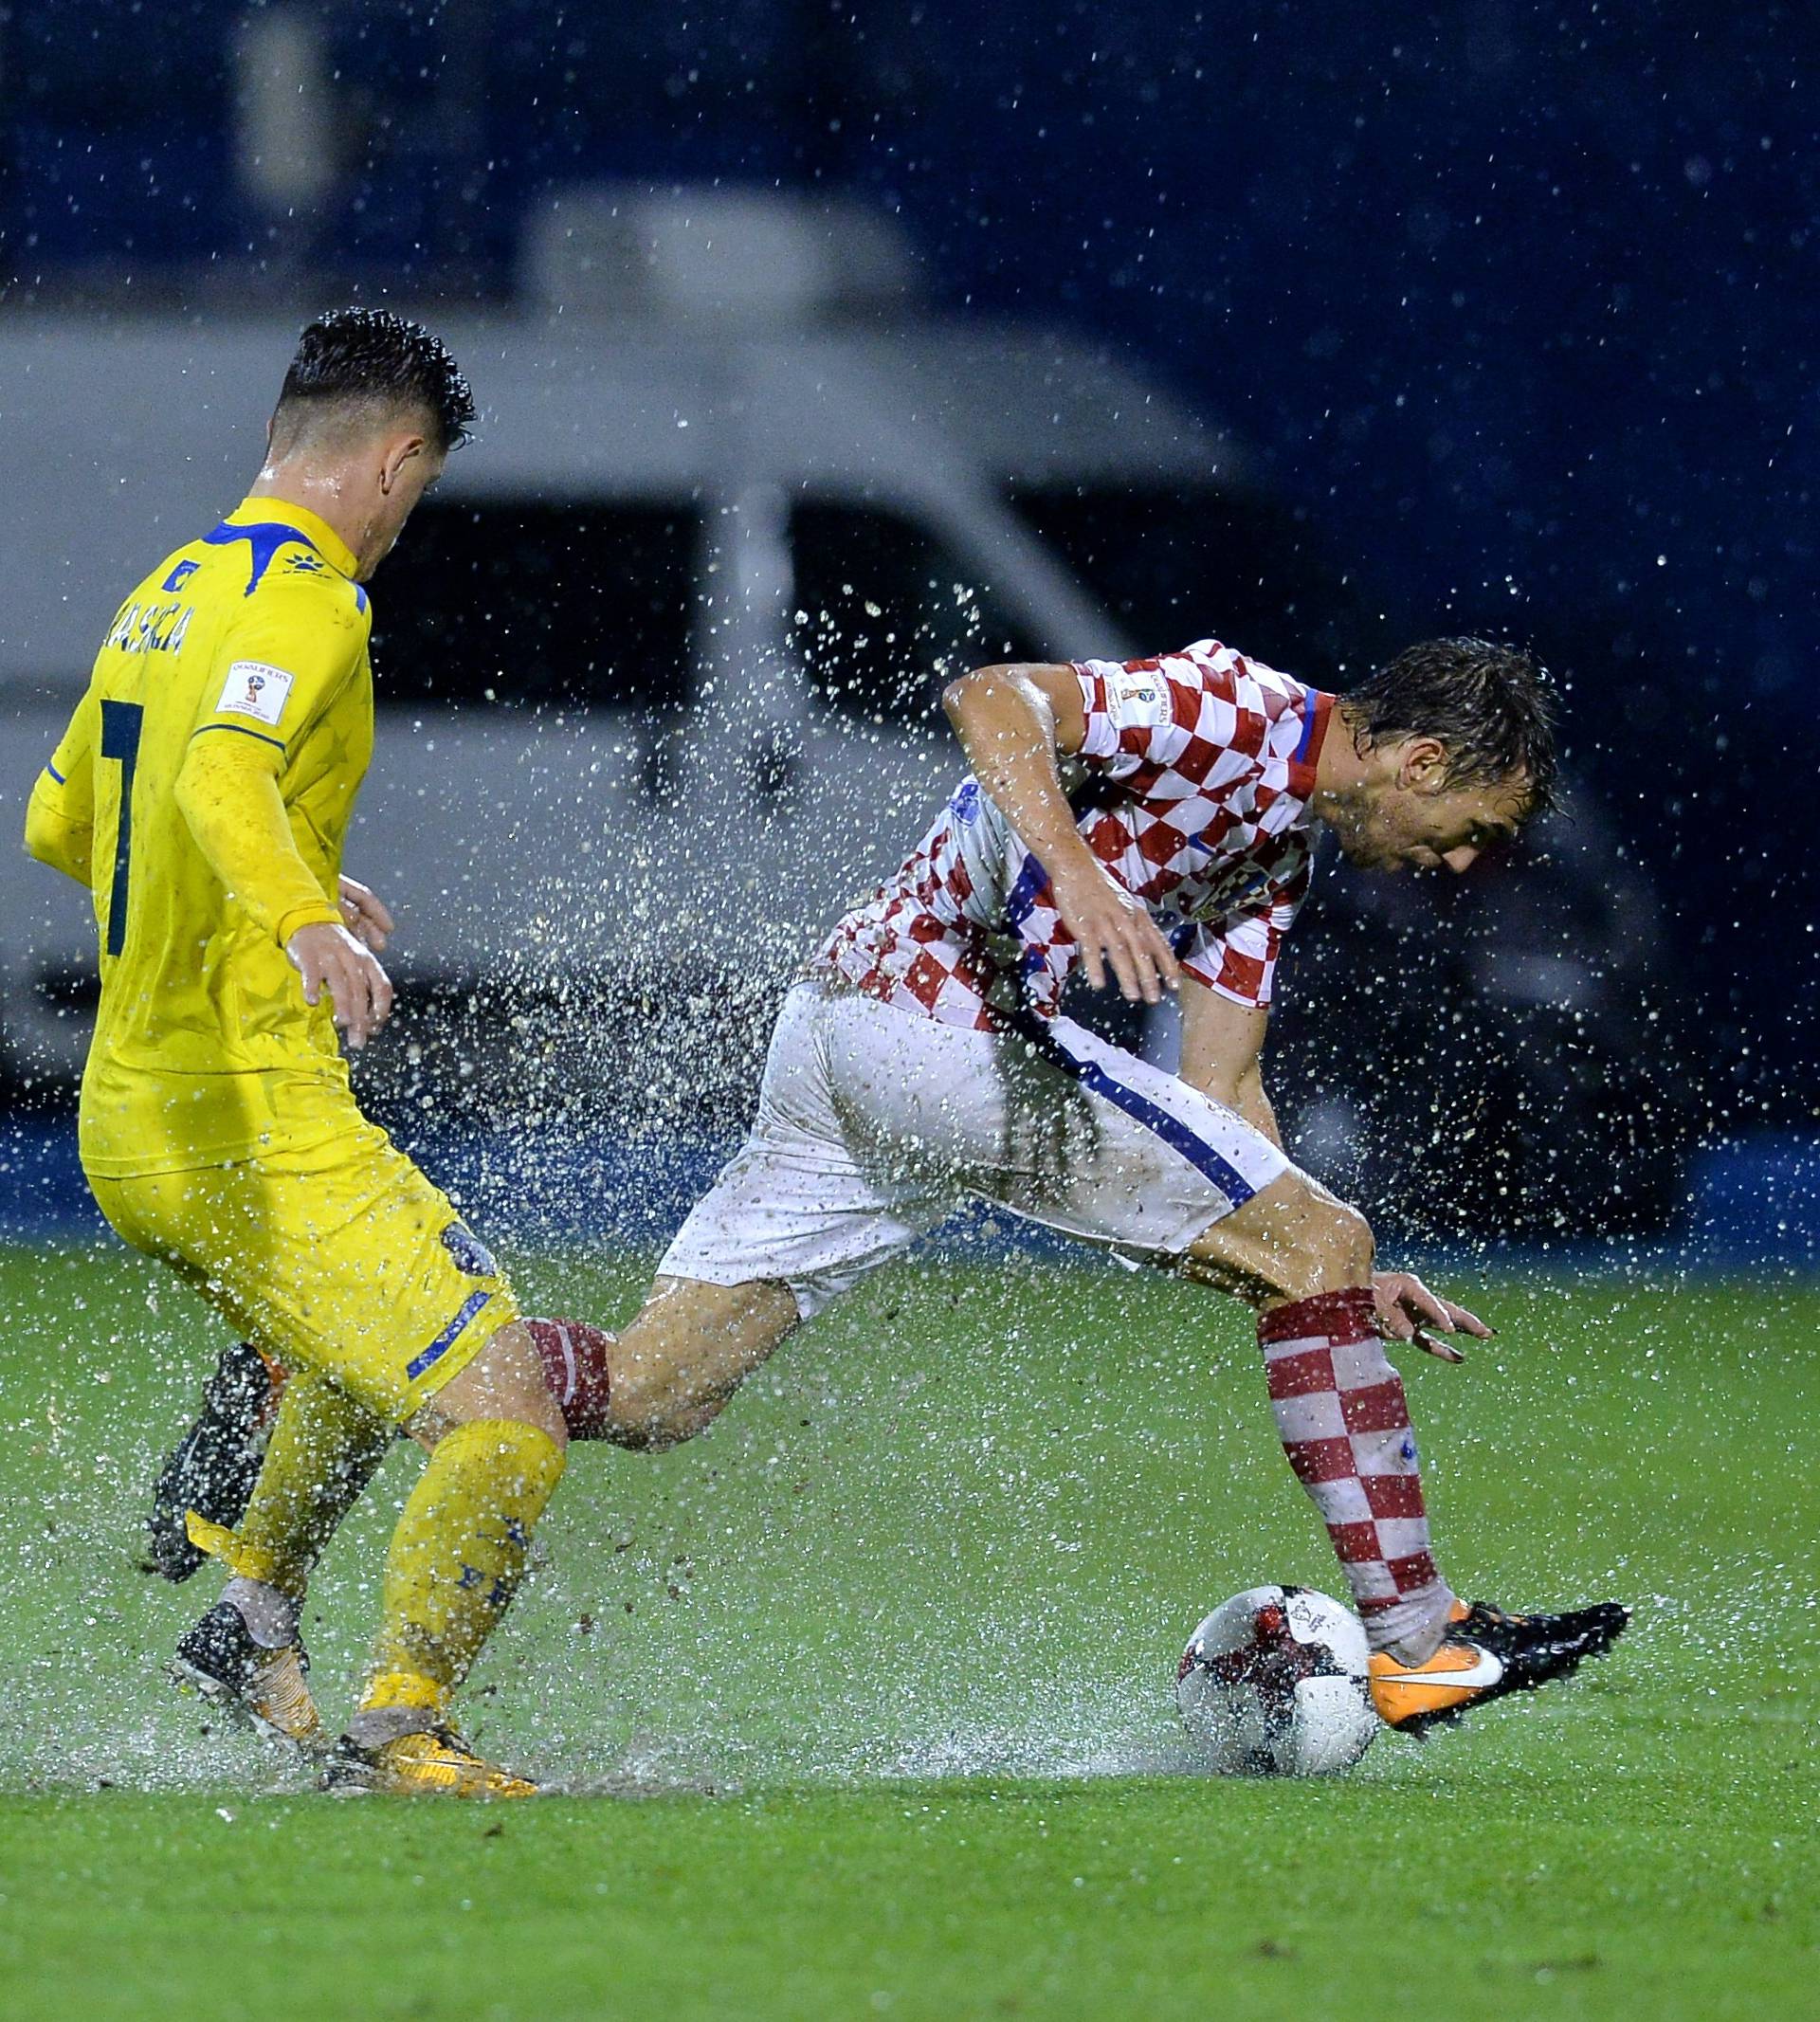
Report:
33,501,375,1175
814,640,1327,1029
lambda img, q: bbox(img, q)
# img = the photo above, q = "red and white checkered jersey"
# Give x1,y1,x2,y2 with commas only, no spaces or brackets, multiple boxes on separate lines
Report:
811,641,1335,1030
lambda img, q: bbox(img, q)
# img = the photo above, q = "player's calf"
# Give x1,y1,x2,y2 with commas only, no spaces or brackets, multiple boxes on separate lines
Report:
602,1276,800,1451
1257,1285,1455,1662
145,1340,288,1582
327,1322,566,1790
1176,1171,1456,1664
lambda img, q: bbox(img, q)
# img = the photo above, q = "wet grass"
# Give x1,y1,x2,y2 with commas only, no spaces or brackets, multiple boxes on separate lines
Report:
0,1240,1814,2019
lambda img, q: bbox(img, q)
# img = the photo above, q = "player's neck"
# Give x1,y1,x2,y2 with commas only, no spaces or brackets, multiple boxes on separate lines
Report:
246,461,373,575
1307,703,1373,816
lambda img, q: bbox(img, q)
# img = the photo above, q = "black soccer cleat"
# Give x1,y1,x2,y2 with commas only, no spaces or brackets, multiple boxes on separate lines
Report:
169,1600,323,1751
144,1340,285,1582
1369,1597,1630,1735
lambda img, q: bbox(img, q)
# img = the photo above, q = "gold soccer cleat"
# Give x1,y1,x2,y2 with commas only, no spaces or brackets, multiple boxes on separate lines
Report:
170,1601,323,1751
319,1724,540,1799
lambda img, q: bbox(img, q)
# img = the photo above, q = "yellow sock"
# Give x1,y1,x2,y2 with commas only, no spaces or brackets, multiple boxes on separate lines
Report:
189,1372,391,1597
361,1419,565,1721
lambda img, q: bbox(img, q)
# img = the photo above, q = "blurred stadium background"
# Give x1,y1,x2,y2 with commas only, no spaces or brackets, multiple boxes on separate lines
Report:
0,3,1812,1263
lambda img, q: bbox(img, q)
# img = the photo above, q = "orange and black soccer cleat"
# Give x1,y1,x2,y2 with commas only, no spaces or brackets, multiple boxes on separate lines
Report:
1369,1597,1630,1736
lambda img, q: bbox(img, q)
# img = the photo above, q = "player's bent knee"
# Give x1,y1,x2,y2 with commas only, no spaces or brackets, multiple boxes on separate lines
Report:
1293,1196,1374,1298
1182,1169,1375,1306
412,1321,570,1452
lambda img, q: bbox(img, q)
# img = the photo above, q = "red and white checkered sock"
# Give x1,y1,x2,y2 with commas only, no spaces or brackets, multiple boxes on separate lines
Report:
1258,1287,1456,1660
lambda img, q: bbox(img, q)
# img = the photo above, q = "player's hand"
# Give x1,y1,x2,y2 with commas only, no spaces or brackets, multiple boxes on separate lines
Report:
1050,857,1182,1004
337,875,394,954
286,921,394,1051
1372,1271,1494,1362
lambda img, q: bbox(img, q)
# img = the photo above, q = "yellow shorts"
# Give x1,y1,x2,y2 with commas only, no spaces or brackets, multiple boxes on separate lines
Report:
90,1123,519,1425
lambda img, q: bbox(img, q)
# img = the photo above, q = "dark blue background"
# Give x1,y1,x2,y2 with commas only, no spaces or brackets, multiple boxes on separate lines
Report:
3,2,1813,1119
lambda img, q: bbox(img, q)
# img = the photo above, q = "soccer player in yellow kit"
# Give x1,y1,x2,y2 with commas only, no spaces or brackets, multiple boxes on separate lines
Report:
23,309,566,1797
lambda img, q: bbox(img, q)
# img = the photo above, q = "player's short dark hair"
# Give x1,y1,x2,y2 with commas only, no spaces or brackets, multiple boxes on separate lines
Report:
272,307,475,453
1341,637,1558,813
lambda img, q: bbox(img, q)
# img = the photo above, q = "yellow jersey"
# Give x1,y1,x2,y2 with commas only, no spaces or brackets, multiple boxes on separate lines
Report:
25,496,375,1176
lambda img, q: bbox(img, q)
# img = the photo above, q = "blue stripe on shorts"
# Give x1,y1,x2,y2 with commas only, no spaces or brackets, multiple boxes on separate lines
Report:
1024,1020,1260,1209
408,1288,493,1381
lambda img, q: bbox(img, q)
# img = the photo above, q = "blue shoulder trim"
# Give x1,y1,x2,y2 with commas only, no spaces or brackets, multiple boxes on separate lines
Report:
191,721,288,755
1292,703,1319,763
354,584,369,615
202,520,321,598
45,760,66,785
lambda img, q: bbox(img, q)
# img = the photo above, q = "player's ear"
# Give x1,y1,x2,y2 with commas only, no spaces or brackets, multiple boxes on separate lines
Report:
377,432,428,497
1396,737,1450,794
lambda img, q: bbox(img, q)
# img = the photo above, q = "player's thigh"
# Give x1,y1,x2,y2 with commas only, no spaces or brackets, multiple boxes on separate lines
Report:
259,1131,525,1423
97,1133,521,1426
961,1015,1292,1257
660,983,957,1321
89,1169,272,1345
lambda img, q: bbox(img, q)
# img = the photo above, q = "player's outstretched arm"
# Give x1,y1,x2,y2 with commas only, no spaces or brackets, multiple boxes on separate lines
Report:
942,663,1181,1004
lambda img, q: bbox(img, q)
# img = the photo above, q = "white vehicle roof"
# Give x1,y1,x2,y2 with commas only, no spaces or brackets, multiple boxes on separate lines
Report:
0,310,1238,693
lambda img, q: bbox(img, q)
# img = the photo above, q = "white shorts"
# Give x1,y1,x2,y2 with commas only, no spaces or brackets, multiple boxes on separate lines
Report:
660,980,1289,1319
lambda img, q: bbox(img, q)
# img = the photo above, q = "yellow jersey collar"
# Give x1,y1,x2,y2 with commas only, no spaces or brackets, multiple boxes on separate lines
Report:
224,497,360,582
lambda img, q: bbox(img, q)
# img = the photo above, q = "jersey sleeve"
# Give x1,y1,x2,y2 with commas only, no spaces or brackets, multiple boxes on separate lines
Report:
1070,644,1225,777
23,689,100,886
1176,844,1312,1010
175,574,367,944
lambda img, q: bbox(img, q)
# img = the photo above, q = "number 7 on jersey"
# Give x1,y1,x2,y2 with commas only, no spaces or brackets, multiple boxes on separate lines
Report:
100,699,144,956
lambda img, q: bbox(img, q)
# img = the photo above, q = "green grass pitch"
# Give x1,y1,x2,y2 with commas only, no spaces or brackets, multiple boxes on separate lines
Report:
0,1238,1814,2020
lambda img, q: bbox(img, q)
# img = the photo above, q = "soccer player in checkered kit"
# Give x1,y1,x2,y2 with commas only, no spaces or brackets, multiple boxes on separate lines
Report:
155,636,1627,1737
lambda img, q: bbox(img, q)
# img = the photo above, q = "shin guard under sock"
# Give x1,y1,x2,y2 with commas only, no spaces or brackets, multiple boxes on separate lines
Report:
361,1418,566,1722
1258,1287,1455,1659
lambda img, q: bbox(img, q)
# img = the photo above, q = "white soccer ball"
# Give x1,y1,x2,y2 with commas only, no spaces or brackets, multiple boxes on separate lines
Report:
1176,1585,1379,1776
